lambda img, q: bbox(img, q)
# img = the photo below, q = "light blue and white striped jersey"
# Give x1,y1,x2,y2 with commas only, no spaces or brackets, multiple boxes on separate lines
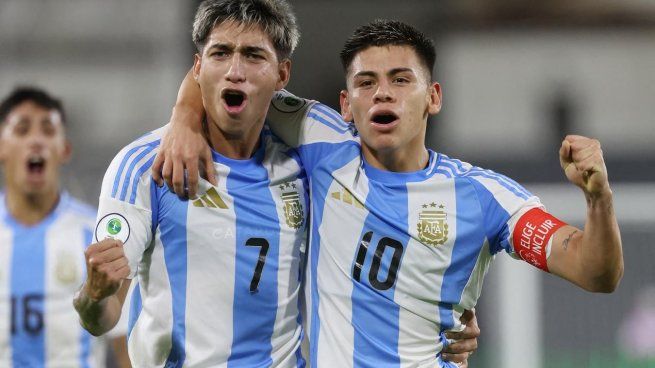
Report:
267,91,544,368
96,125,308,367
0,192,111,367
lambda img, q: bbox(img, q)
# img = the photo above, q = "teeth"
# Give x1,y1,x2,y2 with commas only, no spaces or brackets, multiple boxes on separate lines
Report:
28,156,44,164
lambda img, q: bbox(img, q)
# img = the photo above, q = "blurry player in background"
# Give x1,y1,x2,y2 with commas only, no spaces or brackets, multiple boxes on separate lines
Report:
0,87,130,367
157,19,623,368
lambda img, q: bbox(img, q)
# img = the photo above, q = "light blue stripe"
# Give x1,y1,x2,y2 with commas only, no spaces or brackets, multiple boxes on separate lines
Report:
10,225,47,366
468,179,512,255
435,168,453,178
159,190,189,367
111,140,158,199
438,179,488,333
128,152,157,204
128,283,142,340
307,112,350,134
80,228,94,368
305,143,360,368
226,163,279,367
313,104,349,129
119,142,159,201
465,170,529,200
466,167,531,198
350,181,410,368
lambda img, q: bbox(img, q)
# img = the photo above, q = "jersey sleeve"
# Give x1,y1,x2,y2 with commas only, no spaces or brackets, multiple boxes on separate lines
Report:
266,89,359,175
465,168,544,258
95,128,164,279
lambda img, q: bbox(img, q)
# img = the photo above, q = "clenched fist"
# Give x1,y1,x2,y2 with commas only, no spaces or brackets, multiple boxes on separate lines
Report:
83,239,130,302
559,135,611,197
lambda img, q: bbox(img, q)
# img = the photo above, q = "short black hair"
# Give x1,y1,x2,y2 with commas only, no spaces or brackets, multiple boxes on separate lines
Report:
0,87,66,125
340,19,436,78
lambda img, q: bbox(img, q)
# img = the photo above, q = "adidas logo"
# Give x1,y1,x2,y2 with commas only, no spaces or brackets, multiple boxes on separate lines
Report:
331,189,364,209
193,187,228,209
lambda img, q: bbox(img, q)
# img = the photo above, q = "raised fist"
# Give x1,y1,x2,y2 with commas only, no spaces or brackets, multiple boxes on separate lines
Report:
83,239,130,302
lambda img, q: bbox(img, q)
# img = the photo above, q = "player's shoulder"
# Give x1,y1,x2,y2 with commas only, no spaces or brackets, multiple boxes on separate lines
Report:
268,90,356,137
438,154,533,201
101,125,166,201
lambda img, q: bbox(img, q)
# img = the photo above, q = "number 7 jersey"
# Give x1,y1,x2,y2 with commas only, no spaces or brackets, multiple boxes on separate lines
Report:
95,126,308,367
267,91,545,368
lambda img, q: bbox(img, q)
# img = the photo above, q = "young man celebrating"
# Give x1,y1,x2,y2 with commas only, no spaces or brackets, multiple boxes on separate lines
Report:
0,87,130,367
158,20,623,368
74,1,310,366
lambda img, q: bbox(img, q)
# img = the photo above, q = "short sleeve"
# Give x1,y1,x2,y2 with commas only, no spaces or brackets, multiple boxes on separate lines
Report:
465,168,543,257
266,90,359,175
95,128,164,279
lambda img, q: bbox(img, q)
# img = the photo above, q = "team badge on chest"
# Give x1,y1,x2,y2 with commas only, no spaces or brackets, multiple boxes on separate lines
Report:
279,182,304,229
55,251,79,285
417,203,449,246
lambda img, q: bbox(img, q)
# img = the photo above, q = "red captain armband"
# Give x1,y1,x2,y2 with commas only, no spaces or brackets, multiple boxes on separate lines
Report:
512,208,567,272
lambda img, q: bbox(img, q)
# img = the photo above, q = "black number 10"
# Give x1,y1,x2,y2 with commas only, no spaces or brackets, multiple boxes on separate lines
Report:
352,231,404,291
245,238,269,293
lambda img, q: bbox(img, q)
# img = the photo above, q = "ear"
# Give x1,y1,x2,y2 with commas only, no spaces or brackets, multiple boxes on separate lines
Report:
61,139,73,164
275,59,291,90
427,82,442,115
193,53,202,81
339,89,353,122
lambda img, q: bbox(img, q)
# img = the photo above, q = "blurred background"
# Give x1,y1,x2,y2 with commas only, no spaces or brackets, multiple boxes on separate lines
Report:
1,0,654,367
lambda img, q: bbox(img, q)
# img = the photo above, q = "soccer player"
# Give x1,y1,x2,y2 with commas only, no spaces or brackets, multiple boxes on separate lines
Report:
0,87,130,367
157,19,624,368
74,1,309,366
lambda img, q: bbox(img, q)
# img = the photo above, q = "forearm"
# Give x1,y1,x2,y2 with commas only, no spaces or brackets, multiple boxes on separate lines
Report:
171,68,204,131
576,191,623,292
73,286,123,336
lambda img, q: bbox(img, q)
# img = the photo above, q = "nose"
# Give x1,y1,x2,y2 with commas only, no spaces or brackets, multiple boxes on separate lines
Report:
225,55,246,83
373,81,394,103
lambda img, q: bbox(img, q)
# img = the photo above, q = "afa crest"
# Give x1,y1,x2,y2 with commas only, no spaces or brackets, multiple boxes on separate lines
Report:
55,252,79,285
417,203,449,246
280,182,304,229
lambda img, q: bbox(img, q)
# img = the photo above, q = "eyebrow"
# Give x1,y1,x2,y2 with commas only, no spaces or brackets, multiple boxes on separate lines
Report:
353,67,416,79
206,43,269,55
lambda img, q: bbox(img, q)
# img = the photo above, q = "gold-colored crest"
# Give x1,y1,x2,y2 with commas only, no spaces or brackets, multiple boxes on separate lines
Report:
281,188,304,229
417,203,449,246
55,252,79,285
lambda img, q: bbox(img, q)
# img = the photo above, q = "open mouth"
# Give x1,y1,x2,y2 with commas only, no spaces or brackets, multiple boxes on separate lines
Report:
371,112,399,125
222,90,247,111
27,155,46,175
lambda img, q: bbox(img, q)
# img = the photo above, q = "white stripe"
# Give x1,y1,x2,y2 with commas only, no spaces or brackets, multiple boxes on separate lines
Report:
395,178,457,365
0,226,13,365
184,163,235,367
128,228,174,367
44,213,90,367
315,158,369,368
262,139,305,367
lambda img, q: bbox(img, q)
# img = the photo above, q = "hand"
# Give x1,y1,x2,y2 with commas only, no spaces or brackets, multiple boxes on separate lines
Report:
442,309,480,366
559,135,611,198
152,110,216,199
82,239,130,302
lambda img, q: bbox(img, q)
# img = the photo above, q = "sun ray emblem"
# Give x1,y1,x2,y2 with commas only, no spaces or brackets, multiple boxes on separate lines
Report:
280,182,304,229
417,203,449,246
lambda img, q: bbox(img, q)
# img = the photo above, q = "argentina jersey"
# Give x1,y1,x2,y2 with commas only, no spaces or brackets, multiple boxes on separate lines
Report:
265,91,543,368
0,192,109,367
95,125,308,367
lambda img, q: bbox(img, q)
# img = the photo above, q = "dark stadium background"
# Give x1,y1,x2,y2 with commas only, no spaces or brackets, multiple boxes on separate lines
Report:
1,0,653,366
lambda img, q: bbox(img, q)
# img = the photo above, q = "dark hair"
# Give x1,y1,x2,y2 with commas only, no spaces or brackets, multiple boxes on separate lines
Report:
193,0,300,60
340,19,436,77
0,87,66,124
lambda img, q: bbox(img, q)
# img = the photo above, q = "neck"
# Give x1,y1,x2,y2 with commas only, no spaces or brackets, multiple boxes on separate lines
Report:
4,185,61,226
362,143,430,173
205,117,264,159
